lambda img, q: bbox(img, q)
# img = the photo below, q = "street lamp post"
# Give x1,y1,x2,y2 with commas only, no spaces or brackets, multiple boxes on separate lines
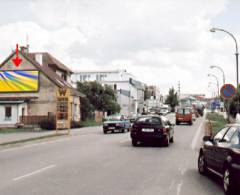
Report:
208,82,217,98
210,27,239,89
210,65,225,85
208,73,219,98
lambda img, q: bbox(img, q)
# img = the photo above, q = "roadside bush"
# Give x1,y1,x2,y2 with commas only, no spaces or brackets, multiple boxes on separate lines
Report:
39,118,56,130
71,121,82,128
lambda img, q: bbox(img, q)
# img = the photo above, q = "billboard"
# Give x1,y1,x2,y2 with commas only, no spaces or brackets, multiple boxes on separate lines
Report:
0,70,39,92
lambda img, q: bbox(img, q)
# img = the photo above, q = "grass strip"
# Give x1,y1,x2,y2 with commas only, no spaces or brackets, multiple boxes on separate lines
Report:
0,133,66,146
80,120,102,127
0,128,37,134
206,112,227,135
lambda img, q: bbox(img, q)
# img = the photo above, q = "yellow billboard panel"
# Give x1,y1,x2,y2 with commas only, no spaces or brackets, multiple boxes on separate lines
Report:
0,70,39,92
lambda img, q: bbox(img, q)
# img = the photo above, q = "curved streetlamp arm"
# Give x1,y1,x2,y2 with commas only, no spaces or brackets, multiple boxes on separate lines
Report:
210,65,226,84
211,28,238,54
208,73,220,98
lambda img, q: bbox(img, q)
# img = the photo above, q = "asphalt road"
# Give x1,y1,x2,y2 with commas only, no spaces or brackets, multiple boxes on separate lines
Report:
0,114,224,195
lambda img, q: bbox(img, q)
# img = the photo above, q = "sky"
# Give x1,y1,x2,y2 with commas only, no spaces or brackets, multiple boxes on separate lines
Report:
0,0,239,97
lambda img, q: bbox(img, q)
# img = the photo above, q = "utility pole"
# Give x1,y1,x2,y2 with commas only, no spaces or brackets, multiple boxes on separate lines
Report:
178,81,181,99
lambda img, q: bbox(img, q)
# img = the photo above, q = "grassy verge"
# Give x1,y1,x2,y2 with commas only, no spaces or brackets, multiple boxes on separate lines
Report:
80,120,102,127
0,133,66,146
206,112,227,135
0,128,38,134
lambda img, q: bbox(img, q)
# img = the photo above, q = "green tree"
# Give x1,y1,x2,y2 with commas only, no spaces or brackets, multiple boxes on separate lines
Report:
228,86,240,117
77,81,120,120
165,87,179,112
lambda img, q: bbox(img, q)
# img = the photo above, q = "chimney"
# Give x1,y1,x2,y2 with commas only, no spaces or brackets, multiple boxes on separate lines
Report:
35,53,43,66
20,45,29,53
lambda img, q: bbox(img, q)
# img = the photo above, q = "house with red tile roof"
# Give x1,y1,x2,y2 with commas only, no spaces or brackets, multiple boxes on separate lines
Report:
0,46,84,128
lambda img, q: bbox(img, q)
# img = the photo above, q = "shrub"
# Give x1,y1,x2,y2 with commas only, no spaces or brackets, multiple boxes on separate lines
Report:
71,120,82,128
39,118,56,130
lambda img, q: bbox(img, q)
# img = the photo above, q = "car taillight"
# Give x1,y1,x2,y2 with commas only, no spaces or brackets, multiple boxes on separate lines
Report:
157,128,167,133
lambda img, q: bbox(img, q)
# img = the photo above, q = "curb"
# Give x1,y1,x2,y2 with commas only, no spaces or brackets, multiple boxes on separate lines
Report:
0,133,67,147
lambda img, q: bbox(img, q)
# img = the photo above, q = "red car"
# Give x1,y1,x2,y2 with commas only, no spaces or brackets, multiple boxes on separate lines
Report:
176,107,193,125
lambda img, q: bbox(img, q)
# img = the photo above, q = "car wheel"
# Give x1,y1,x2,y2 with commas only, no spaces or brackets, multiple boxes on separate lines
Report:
132,139,138,146
176,121,179,125
170,136,174,143
121,129,125,133
223,167,235,195
198,152,206,175
103,130,107,134
163,135,170,147
189,121,193,125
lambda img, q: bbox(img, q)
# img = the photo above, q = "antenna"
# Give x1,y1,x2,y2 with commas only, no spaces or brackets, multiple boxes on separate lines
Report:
26,34,29,45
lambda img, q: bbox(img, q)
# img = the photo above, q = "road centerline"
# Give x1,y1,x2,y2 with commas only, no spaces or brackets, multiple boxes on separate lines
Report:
13,164,56,181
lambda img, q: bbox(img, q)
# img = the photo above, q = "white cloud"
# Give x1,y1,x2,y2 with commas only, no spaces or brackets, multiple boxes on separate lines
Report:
0,0,234,96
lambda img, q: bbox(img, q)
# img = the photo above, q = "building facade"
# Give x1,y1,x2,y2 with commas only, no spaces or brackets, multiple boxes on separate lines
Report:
0,47,83,127
72,70,145,116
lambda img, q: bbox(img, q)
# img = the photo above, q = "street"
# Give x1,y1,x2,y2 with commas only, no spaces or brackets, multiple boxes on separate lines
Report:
0,114,224,195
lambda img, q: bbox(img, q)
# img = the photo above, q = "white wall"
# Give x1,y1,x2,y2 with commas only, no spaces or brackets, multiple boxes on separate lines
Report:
72,70,145,115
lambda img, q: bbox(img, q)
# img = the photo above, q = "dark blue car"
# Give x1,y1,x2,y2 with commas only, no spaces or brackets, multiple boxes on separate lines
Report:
198,124,240,195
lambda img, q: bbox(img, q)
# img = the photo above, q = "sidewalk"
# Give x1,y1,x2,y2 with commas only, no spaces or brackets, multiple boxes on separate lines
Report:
0,126,102,146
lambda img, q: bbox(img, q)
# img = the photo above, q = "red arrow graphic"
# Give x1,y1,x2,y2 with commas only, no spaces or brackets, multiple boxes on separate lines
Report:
12,44,22,67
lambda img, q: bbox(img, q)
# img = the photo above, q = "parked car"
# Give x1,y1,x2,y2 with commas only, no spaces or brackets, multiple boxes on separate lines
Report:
103,114,131,134
130,115,174,147
198,124,240,195
175,107,193,125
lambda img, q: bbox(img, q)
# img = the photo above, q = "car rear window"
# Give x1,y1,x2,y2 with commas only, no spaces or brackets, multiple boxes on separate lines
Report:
135,116,162,125
177,108,190,114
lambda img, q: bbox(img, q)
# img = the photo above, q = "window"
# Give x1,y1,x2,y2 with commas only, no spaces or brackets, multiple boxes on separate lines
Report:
62,74,67,81
223,126,237,142
5,106,12,121
177,109,184,114
185,109,190,114
214,127,229,142
231,131,240,146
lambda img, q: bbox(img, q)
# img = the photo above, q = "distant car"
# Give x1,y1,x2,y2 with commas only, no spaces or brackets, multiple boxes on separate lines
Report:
103,114,131,134
176,107,193,125
198,124,240,195
159,107,169,116
130,115,174,147
129,113,141,123
148,107,160,115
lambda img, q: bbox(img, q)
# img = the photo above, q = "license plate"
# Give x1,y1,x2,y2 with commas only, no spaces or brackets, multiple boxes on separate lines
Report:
109,127,115,130
142,128,154,132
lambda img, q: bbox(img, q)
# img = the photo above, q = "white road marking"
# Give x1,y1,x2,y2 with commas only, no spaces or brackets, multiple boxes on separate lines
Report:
13,164,56,181
191,118,205,150
176,181,183,195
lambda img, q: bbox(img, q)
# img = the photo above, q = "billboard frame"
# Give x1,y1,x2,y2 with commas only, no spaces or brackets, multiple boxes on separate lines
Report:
0,69,40,93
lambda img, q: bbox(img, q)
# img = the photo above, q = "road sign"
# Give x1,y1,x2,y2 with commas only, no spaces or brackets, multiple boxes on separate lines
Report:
56,88,71,132
220,84,236,99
